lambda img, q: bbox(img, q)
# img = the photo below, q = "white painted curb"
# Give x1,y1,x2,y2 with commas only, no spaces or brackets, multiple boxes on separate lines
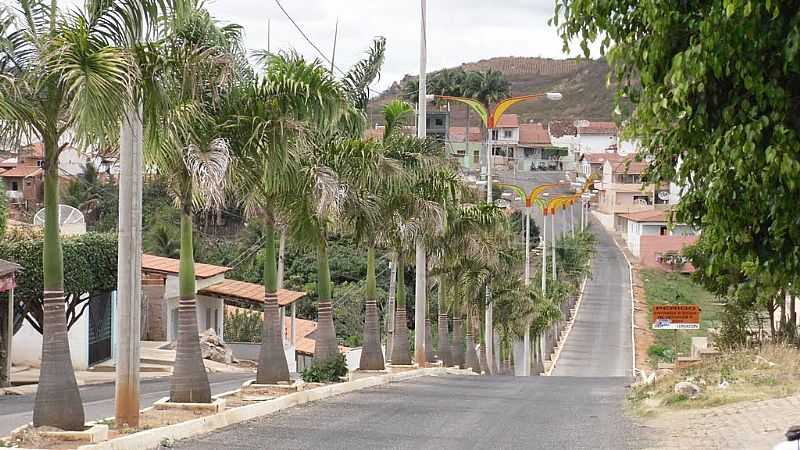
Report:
610,233,637,377
74,367,446,450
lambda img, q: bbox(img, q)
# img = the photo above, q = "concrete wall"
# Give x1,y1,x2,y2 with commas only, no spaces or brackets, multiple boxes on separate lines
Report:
577,134,616,153
143,283,167,341
639,235,698,273
166,294,223,342
226,341,297,373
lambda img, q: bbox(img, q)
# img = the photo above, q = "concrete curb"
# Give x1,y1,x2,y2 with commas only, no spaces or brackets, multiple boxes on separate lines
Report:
74,367,446,450
610,233,637,377
545,273,589,376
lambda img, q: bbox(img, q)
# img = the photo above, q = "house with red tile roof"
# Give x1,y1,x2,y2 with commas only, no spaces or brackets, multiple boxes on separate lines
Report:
618,209,698,273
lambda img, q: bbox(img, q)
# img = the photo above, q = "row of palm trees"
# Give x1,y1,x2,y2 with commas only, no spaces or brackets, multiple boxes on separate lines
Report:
0,0,579,432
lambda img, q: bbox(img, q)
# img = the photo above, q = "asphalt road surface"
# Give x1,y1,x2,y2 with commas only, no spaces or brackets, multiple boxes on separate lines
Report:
175,375,645,450
551,218,633,377
0,372,254,436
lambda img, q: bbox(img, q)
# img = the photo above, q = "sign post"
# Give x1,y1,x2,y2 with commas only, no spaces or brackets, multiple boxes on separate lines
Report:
652,304,701,362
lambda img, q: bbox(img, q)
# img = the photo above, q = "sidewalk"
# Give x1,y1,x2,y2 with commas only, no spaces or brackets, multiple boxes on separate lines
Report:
640,393,800,449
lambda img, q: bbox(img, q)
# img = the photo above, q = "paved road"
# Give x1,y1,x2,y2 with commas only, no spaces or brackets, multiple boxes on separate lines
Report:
0,372,254,436
175,375,645,450
551,217,633,377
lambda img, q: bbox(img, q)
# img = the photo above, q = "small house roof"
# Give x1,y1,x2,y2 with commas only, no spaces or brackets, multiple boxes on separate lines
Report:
619,209,673,223
548,120,578,138
581,152,623,164
1,165,42,178
0,259,20,277
199,279,306,307
518,123,550,146
612,155,649,174
142,253,230,279
579,121,618,135
495,114,519,128
448,126,482,143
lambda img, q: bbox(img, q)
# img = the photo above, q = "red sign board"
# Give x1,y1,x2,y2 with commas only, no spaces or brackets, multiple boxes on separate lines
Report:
652,304,700,330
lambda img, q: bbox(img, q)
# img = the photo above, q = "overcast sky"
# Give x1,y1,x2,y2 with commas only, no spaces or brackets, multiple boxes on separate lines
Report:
60,0,588,92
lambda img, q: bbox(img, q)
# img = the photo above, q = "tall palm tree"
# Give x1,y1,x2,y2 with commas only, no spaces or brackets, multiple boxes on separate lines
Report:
145,2,244,403
0,0,137,430
225,52,347,383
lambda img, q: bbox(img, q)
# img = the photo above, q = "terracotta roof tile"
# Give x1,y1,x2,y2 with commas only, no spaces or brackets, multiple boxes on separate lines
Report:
619,209,674,223
518,123,550,145
1,165,42,178
548,120,577,138
581,152,623,164
142,253,230,279
495,114,518,128
199,278,306,307
612,155,649,174
579,121,618,135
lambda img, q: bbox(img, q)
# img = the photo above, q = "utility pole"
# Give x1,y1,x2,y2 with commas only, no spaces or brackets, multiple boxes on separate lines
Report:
330,17,339,74
267,18,271,54
115,105,143,427
414,0,428,366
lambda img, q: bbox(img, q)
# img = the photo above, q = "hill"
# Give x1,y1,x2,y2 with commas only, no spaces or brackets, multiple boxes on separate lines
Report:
367,56,617,128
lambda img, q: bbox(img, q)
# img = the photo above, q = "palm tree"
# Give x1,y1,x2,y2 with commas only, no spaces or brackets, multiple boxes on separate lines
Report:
145,2,245,403
0,0,138,430
225,51,347,383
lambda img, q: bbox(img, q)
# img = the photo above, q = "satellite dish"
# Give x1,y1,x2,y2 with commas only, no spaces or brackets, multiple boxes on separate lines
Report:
33,204,86,236
573,119,590,128
493,198,511,208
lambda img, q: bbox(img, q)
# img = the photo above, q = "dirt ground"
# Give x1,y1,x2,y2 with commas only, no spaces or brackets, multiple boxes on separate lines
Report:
632,263,656,371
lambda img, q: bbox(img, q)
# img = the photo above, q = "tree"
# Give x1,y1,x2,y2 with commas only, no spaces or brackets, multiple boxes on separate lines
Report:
145,1,244,403
0,0,136,430
554,1,800,309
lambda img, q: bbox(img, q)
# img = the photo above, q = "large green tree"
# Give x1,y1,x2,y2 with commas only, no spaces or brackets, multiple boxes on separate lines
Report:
0,0,135,430
554,1,800,298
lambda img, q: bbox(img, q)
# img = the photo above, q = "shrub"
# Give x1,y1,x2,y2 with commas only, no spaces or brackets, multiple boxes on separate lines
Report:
223,308,262,343
301,354,348,383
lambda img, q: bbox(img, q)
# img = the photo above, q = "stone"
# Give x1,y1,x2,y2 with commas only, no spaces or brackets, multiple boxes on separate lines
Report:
199,328,236,364
674,381,701,399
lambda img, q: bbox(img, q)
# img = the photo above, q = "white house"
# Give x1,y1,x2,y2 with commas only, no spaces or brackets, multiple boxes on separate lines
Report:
575,121,618,154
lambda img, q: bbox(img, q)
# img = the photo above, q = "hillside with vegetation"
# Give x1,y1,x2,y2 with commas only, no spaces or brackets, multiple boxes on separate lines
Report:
367,56,616,128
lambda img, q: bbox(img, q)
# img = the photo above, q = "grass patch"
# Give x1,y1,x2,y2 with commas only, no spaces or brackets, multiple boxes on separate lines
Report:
627,345,800,416
640,269,721,368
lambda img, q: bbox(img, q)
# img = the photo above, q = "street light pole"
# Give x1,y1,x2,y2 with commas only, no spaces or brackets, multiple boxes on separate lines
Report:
414,0,428,366
522,206,531,376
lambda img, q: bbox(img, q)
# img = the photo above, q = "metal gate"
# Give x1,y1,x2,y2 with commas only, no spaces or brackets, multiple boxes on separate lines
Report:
88,293,112,366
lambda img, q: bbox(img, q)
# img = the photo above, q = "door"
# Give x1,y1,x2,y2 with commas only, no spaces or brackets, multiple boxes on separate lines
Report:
88,292,113,366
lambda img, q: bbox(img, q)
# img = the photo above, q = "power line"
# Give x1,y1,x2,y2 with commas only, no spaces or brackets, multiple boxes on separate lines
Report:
273,0,347,77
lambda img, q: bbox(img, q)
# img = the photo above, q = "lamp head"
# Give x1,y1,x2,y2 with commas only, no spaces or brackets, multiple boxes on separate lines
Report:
546,92,563,101
424,94,436,102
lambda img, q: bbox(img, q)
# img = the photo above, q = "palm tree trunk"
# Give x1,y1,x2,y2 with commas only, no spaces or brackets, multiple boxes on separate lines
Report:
389,254,411,365
170,210,211,403
436,278,451,366
277,228,286,289
424,318,435,363
313,239,338,362
463,311,480,374
33,139,85,431
385,252,397,361
256,217,290,383
534,332,545,375
451,317,465,368
359,246,385,370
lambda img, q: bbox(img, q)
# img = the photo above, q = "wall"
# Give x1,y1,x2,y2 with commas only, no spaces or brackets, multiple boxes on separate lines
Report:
226,342,297,373
577,134,616,153
143,283,167,341
13,307,89,370
58,148,88,177
166,294,223,342
639,235,698,273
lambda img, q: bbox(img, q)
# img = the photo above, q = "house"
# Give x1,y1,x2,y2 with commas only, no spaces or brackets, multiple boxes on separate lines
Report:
578,151,622,179
140,254,310,371
619,209,698,273
513,122,567,171
595,155,673,230
423,110,449,141
575,121,618,154
1,165,43,208
446,126,482,170
490,113,519,159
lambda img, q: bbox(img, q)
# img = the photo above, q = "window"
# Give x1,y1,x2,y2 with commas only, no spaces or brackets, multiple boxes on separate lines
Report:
503,129,513,139
491,130,498,140
434,118,443,126
11,181,18,191
36,160,43,167
660,226,668,236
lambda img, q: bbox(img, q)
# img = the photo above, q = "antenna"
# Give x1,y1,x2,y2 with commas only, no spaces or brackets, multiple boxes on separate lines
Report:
330,17,339,74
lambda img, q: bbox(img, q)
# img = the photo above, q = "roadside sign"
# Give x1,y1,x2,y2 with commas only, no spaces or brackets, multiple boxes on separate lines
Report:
652,304,700,330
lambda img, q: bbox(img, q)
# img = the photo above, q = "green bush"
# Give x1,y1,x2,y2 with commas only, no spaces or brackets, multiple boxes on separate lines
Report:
301,354,348,383
223,308,262,343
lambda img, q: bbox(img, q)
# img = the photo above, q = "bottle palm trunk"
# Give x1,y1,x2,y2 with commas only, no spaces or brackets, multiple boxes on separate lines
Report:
313,239,338,362
451,317,465,368
389,254,411,365
424,318,435,363
436,278,451,366
33,142,85,431
385,252,397,362
464,317,480,374
170,211,211,403
359,246,384,370
256,219,290,383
